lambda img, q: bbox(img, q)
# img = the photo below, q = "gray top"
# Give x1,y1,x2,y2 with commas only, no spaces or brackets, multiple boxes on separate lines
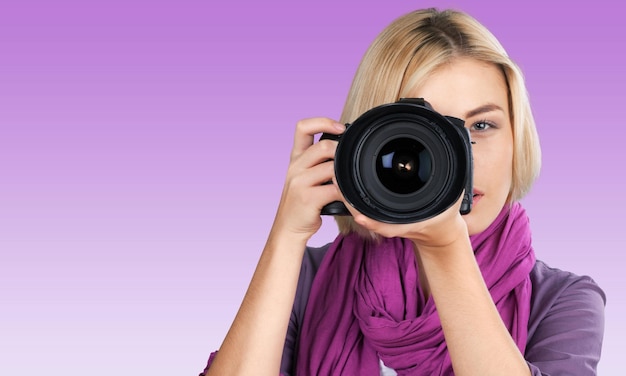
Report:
281,244,606,375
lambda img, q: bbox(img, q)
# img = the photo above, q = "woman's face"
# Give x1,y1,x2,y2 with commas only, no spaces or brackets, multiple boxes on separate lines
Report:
406,58,513,235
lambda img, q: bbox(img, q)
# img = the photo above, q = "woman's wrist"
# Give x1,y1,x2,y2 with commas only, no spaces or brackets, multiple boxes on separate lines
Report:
266,221,311,256
411,214,470,254
415,233,473,266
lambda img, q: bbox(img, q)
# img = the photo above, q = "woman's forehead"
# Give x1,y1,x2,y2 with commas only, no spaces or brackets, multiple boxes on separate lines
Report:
406,58,509,118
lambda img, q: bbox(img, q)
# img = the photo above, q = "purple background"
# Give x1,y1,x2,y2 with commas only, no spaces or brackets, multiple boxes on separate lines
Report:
1,0,624,374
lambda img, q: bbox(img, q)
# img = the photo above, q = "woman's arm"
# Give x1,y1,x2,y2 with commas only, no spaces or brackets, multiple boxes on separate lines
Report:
416,225,531,376
206,118,345,376
353,209,531,375
206,230,307,375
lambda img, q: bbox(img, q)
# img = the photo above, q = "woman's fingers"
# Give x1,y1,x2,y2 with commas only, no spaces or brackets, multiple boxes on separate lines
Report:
287,159,335,190
290,138,338,174
291,117,345,161
347,193,467,245
274,160,341,237
271,117,346,240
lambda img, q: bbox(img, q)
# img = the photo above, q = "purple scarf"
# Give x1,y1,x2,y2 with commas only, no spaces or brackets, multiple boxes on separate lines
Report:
296,203,535,375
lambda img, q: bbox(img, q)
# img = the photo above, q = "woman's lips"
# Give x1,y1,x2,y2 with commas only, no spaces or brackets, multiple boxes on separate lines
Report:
472,190,484,205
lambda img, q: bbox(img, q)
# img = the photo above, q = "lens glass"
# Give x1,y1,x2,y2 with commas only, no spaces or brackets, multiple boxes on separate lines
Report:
375,137,431,194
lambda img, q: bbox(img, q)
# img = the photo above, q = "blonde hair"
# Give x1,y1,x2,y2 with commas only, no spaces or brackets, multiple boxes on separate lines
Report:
335,8,541,235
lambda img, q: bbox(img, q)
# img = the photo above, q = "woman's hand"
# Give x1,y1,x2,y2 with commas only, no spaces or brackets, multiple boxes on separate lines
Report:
270,117,346,242
346,193,470,251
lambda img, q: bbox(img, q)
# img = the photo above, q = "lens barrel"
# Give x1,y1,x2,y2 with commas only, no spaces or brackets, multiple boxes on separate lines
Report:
321,98,473,223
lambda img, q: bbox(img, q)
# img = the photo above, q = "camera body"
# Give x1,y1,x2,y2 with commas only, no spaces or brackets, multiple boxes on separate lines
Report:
320,98,473,224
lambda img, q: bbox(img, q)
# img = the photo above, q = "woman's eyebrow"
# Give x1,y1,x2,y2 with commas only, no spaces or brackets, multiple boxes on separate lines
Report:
465,103,504,118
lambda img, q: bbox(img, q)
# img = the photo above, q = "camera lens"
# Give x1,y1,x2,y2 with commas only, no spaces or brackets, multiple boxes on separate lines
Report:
326,99,472,223
375,137,431,194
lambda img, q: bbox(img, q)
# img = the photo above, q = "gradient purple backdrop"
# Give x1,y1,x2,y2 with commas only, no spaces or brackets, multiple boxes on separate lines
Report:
0,0,624,374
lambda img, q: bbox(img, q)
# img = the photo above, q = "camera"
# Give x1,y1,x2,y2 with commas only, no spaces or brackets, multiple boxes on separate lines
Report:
320,98,473,224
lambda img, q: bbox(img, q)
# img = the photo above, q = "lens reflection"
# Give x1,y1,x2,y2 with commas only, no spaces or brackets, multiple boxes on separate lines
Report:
376,138,431,194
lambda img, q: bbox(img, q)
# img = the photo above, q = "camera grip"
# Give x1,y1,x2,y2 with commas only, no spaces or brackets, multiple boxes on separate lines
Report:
321,200,350,216
319,132,341,142
318,131,349,216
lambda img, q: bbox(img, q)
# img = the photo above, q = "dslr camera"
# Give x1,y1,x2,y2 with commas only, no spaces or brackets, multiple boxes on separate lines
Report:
320,98,473,224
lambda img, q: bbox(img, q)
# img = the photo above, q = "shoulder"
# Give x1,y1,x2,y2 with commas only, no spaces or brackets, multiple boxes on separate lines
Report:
529,260,606,321
280,243,332,374
289,244,333,328
526,260,606,374
302,244,331,275
529,259,606,332
293,244,332,311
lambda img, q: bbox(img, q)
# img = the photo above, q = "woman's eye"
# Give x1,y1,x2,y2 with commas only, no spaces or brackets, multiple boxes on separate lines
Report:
471,121,494,131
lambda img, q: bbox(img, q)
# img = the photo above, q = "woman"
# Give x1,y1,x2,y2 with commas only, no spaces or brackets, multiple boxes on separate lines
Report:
202,8,605,375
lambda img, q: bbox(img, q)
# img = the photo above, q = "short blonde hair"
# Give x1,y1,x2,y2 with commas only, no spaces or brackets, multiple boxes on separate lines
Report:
335,8,541,235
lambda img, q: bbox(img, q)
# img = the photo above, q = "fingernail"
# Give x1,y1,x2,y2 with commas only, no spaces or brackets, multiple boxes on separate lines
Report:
333,122,346,131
